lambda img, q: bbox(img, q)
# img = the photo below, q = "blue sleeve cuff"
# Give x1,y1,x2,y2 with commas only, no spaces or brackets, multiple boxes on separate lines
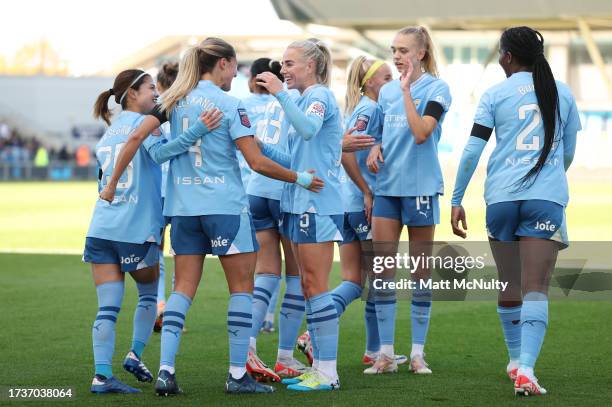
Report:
451,136,487,206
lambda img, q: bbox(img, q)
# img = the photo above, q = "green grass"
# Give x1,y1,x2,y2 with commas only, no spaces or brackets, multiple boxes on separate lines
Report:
0,176,611,405
1,253,611,406
0,175,611,253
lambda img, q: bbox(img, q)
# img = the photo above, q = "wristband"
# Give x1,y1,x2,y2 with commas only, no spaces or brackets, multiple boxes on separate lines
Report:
295,171,314,189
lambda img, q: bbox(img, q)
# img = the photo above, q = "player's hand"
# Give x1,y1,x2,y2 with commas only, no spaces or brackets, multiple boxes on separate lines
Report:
255,72,284,95
364,190,373,225
367,144,384,173
200,108,223,130
451,206,468,239
342,126,375,152
99,183,116,203
400,60,413,93
296,170,324,192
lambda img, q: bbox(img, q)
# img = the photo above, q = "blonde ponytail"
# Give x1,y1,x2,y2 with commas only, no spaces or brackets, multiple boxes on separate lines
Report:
398,26,439,77
161,37,236,113
161,47,202,113
345,56,370,115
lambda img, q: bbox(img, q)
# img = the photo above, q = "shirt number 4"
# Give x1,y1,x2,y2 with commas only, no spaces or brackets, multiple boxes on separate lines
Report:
183,116,204,167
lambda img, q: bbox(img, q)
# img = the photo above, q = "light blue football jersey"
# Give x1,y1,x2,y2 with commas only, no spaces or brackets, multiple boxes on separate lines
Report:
246,90,299,200
243,93,276,138
239,93,275,188
164,80,253,216
87,111,163,244
474,71,581,206
159,122,170,199
281,85,344,215
342,95,383,212
376,74,452,197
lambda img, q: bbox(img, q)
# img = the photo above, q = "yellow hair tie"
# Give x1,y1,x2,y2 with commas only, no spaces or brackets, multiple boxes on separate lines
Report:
360,60,385,87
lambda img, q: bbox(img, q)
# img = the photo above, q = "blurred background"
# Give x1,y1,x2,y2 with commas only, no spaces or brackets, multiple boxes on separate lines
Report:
1,0,611,251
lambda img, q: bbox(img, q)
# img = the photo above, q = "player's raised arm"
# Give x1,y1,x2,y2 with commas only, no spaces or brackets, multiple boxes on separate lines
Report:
399,60,441,144
256,72,324,141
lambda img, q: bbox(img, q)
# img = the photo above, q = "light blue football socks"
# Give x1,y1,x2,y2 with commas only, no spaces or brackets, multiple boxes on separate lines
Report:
93,281,124,378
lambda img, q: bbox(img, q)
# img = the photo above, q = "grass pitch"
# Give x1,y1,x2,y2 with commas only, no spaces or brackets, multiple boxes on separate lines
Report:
1,174,611,405
0,171,610,253
1,253,611,406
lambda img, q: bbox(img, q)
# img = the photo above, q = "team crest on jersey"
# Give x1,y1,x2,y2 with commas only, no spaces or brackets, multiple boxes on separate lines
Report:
414,98,421,108
355,114,370,131
238,108,251,128
306,101,325,119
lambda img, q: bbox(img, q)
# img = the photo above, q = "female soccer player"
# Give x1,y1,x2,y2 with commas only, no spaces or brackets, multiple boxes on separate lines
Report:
242,59,306,382
154,61,179,332
246,60,284,338
86,68,218,394
450,26,580,396
333,56,396,364
294,57,408,367
256,38,344,391
238,58,280,188
100,37,323,395
366,26,452,375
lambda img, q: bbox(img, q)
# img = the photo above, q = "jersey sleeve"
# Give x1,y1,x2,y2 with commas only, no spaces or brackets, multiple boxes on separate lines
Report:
276,89,324,141
304,87,329,123
351,102,383,142
142,133,162,151
563,95,582,136
371,105,384,140
377,85,388,116
561,92,581,171
473,89,495,129
229,100,255,141
428,80,452,115
349,104,374,135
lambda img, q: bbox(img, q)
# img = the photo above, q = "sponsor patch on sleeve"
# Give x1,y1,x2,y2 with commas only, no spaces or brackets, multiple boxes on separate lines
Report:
238,108,251,128
435,95,449,110
355,114,370,131
306,101,325,119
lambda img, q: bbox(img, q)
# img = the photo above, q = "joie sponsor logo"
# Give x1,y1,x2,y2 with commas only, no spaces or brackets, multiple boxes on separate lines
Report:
355,223,369,234
211,236,229,248
535,220,556,232
121,254,141,265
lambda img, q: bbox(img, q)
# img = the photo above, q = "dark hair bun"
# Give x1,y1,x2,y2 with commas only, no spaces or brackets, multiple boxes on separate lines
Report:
162,62,179,76
250,58,284,82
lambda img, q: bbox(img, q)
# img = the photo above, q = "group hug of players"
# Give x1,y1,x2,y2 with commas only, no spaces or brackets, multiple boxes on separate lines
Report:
84,25,580,397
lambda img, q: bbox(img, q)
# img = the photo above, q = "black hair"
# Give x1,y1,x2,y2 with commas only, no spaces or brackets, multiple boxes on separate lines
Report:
500,26,561,188
157,61,179,91
250,58,283,92
93,69,149,125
